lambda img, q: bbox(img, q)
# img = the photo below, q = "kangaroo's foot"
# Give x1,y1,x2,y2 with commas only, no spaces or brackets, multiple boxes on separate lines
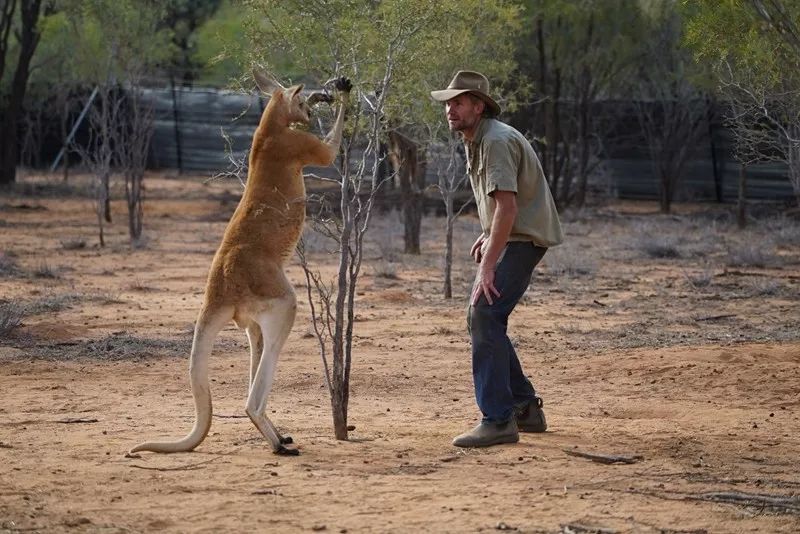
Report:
275,444,299,456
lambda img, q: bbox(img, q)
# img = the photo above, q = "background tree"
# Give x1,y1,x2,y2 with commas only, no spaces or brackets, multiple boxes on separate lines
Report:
65,0,168,245
161,0,222,87
429,132,472,299
389,2,520,254
514,0,643,208
685,0,800,208
632,1,709,214
0,0,53,186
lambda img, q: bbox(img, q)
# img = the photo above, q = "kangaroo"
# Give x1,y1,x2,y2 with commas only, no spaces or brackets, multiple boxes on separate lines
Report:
130,70,351,456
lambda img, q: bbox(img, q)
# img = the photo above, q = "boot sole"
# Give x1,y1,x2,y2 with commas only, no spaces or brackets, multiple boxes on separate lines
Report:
452,433,519,448
518,426,547,433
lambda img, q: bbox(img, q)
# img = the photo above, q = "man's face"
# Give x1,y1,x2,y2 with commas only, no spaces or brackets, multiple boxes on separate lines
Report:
445,93,484,133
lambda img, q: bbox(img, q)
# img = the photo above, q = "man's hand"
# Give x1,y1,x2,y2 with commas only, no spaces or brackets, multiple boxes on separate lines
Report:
471,263,500,306
470,190,517,306
470,234,485,263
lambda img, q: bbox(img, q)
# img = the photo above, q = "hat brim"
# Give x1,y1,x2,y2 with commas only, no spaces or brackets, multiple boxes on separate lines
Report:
430,89,501,116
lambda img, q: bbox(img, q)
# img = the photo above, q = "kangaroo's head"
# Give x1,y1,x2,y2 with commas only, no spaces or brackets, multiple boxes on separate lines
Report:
254,69,314,126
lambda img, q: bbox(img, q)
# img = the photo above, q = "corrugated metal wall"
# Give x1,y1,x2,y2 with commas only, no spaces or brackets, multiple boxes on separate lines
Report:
142,86,796,202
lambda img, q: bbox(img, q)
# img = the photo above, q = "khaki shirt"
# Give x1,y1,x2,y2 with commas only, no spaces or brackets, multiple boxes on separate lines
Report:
465,118,563,247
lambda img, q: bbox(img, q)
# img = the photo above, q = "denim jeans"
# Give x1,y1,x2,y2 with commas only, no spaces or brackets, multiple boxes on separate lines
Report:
467,241,547,423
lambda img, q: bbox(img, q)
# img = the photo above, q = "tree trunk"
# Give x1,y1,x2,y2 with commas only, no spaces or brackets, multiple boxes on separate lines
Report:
443,195,454,299
388,130,424,254
331,385,348,440
0,0,44,186
660,176,671,213
737,164,747,229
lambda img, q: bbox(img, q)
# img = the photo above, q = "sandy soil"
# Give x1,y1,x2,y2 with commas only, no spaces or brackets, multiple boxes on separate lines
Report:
1,173,799,534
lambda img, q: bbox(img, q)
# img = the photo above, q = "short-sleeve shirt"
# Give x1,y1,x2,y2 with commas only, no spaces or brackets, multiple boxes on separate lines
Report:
465,118,563,247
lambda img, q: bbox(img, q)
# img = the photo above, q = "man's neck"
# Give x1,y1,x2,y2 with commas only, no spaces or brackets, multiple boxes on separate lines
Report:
462,117,485,142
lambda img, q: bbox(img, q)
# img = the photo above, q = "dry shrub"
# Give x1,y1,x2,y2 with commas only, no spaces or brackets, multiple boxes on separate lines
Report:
683,268,713,288
32,261,59,279
766,218,800,248
128,279,156,292
0,251,20,276
744,277,782,296
372,261,399,279
430,325,458,336
544,246,597,277
0,301,24,338
22,293,82,315
636,234,681,258
726,244,773,268
61,237,87,250
368,209,401,262
34,333,191,360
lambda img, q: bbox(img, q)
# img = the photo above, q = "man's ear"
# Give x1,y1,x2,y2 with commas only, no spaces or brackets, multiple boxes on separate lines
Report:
475,97,486,116
253,68,284,95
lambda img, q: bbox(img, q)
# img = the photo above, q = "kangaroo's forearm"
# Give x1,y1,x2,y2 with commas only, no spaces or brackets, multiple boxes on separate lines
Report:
324,99,347,152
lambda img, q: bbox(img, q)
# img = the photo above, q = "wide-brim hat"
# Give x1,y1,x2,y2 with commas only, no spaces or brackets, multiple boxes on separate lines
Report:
430,70,501,116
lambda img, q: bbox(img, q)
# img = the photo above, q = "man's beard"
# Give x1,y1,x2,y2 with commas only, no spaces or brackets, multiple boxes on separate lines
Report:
448,116,476,132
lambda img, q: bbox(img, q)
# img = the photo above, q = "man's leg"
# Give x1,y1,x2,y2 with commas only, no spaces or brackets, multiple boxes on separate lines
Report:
509,245,547,406
468,242,543,422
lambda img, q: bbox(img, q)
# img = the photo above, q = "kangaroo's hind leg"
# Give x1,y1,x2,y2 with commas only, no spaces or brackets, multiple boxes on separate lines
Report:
246,320,292,445
245,292,298,455
245,322,263,389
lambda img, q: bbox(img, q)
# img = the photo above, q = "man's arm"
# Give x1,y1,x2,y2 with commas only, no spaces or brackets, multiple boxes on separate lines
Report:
471,190,517,305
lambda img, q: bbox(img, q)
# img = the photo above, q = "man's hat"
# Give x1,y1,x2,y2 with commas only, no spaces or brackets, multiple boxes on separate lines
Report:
430,70,501,116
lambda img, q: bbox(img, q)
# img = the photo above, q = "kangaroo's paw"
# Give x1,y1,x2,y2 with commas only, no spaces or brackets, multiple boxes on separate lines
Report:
334,77,352,93
279,435,293,445
275,444,300,456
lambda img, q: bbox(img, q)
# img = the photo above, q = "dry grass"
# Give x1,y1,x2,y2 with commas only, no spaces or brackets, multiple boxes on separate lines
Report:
744,277,783,297
34,333,191,361
637,234,681,258
60,237,87,250
22,293,82,315
127,279,157,292
683,268,714,289
543,246,597,277
727,243,773,268
32,261,60,279
429,325,458,336
0,300,24,338
0,251,20,276
372,261,399,280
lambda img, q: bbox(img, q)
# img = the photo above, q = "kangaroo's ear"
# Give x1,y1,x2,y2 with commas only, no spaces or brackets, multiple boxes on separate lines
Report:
287,84,304,100
253,68,284,95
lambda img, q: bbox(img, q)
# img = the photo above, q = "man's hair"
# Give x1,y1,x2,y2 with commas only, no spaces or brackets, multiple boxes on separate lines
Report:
466,92,496,118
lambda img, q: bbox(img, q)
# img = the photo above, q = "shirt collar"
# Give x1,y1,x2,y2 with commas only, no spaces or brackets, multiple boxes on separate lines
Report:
465,118,491,172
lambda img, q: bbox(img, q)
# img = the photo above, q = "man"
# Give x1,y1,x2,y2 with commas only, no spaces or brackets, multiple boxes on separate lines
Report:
431,71,563,448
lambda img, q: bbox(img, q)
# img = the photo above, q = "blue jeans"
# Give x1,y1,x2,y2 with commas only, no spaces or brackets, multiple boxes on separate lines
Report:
467,241,547,423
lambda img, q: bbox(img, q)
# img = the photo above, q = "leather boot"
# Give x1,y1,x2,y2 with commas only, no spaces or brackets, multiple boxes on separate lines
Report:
515,397,547,433
452,419,519,448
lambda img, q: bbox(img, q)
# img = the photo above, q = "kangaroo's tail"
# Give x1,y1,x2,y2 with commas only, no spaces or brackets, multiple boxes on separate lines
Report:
129,307,232,454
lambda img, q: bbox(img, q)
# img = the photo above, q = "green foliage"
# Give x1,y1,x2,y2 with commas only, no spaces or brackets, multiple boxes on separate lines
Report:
241,0,521,129
161,0,223,83
192,0,250,86
684,0,800,89
518,0,646,96
59,0,171,84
